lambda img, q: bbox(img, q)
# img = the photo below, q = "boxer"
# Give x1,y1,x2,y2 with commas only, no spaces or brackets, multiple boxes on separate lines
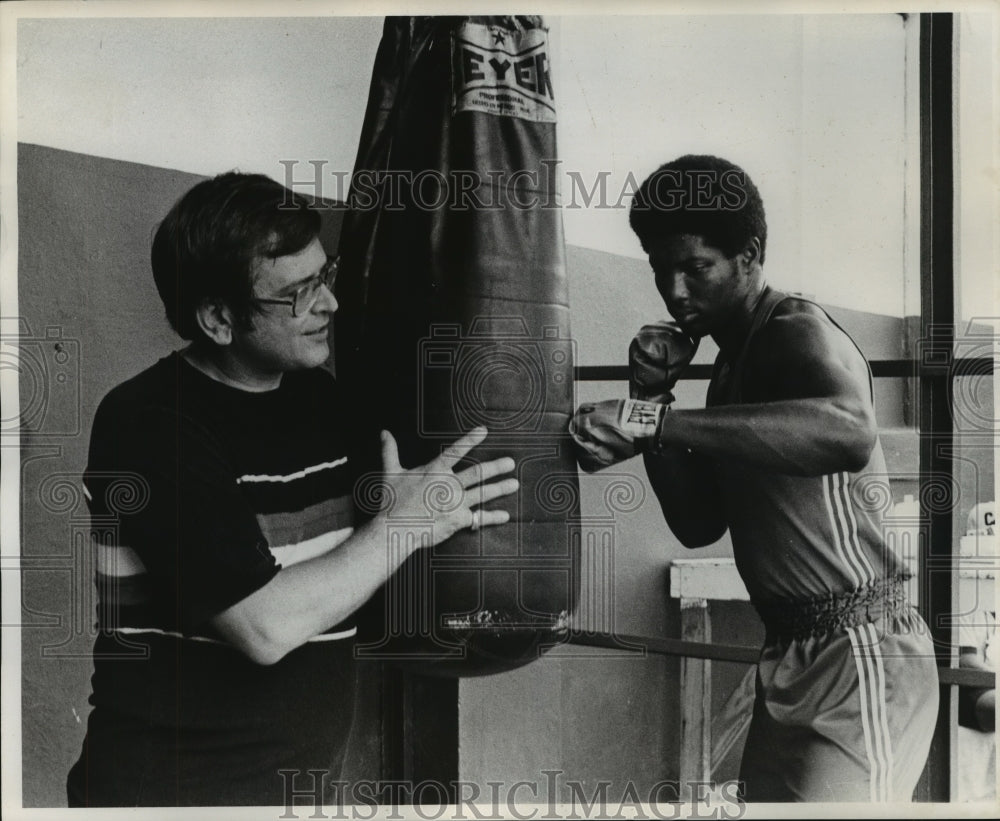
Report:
571,155,939,802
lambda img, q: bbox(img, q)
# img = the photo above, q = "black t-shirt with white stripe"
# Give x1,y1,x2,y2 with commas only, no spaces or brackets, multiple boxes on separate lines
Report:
70,352,377,806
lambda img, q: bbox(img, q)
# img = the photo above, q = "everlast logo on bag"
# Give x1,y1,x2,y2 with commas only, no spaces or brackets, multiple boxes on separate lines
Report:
451,22,556,123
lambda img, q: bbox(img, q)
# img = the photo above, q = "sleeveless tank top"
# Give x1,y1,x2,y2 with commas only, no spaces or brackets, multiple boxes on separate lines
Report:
706,287,906,604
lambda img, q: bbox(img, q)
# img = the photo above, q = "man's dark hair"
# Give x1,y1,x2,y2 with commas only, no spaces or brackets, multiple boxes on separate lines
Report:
629,155,767,263
151,171,322,342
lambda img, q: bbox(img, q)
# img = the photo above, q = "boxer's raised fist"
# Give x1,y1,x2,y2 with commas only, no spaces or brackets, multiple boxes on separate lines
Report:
568,399,666,472
629,321,698,402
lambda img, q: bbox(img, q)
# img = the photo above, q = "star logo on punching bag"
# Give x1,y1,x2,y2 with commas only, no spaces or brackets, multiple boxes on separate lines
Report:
452,22,555,123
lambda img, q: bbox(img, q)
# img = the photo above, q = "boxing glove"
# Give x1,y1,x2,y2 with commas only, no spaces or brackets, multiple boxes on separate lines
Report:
569,398,667,472
629,321,698,402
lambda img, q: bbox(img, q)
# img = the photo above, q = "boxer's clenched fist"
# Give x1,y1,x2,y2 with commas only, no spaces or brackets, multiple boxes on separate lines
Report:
629,321,698,403
568,399,667,472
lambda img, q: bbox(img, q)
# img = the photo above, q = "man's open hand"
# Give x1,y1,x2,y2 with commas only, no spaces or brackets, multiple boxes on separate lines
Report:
378,427,518,547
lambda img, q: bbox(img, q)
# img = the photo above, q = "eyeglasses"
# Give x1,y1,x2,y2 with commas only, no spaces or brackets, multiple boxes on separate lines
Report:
252,255,339,317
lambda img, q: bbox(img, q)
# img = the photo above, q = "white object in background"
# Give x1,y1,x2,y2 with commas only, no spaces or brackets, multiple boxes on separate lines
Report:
958,501,997,617
966,501,996,536
957,506,997,803
886,494,921,604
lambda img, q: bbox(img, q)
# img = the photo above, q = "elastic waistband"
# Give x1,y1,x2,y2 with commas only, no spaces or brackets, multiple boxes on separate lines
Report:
753,576,909,642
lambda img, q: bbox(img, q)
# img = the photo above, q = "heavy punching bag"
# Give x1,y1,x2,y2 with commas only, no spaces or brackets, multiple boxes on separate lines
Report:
336,16,579,676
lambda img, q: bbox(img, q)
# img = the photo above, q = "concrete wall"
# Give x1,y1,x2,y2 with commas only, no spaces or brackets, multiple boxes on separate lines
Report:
17,146,201,806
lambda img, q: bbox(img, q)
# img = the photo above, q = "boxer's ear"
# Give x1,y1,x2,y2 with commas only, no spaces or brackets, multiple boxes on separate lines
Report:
194,299,236,346
739,237,762,271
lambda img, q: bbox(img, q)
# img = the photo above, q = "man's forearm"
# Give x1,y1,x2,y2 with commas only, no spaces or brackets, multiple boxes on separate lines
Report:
212,516,419,665
213,427,518,665
658,398,876,477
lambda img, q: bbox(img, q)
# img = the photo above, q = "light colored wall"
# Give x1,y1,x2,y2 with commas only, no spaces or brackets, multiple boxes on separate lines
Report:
557,14,910,317
955,13,1000,324
17,14,912,316
16,16,381,183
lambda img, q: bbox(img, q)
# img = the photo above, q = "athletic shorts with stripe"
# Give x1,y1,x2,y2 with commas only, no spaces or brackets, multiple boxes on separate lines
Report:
739,606,938,802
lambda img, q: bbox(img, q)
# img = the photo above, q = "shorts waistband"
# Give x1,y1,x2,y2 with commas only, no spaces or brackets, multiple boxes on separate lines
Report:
753,576,909,642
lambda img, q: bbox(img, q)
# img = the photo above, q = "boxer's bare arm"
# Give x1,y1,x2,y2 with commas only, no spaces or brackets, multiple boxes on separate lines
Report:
658,304,877,477
643,448,728,547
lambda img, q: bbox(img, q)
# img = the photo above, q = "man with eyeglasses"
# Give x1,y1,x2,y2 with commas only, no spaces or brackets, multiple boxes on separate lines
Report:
66,172,517,807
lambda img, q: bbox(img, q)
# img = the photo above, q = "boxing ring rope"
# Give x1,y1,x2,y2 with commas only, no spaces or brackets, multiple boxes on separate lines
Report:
567,630,992,688
575,356,993,383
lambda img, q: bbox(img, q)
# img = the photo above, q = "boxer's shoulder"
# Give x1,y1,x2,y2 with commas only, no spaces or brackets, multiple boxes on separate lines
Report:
755,297,858,363
741,297,868,401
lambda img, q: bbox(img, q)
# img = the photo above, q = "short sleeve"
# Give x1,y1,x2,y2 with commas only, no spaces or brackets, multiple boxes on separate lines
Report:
85,392,279,632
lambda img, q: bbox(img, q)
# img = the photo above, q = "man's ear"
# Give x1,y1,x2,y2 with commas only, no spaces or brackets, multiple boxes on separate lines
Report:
740,237,762,270
193,299,235,346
